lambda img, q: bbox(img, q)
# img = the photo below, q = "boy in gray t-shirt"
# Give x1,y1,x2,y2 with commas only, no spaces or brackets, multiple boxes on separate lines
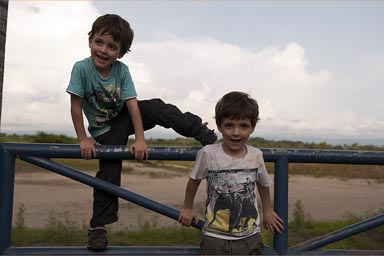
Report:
179,91,284,255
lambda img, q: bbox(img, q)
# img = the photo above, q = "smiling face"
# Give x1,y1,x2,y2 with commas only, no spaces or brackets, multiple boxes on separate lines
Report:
89,32,122,78
218,117,255,158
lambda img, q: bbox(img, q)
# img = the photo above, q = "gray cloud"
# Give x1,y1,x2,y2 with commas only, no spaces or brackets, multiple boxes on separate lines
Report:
2,1,383,146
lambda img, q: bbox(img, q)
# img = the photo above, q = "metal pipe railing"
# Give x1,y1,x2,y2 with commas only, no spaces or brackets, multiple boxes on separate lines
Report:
289,214,384,252
1,142,383,255
1,142,384,164
19,154,205,229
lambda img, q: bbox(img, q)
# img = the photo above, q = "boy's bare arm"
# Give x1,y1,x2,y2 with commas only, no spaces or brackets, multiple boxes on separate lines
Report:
70,94,97,159
125,98,148,161
179,178,201,226
257,183,284,234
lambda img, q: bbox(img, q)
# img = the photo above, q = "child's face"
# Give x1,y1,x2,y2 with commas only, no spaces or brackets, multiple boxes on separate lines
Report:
218,118,255,157
89,32,122,77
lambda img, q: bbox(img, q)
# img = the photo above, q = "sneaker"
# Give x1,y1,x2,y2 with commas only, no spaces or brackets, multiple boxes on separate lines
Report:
194,122,218,146
87,227,108,251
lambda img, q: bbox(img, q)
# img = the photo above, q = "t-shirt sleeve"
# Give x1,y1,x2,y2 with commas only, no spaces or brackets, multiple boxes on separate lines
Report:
66,61,85,97
120,65,137,100
189,148,209,180
256,149,272,187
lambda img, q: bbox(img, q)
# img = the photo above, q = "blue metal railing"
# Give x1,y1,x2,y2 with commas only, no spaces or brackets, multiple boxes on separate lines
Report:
0,142,383,255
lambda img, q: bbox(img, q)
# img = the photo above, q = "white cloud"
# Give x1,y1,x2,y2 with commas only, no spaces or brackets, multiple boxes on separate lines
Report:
127,37,335,135
3,1,100,135
2,1,383,146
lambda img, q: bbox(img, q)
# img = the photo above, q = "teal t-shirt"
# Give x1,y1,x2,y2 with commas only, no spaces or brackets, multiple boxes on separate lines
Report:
66,57,137,137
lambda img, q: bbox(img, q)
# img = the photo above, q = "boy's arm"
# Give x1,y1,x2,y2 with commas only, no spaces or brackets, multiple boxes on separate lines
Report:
179,178,201,226
125,98,148,161
257,183,284,234
70,94,98,159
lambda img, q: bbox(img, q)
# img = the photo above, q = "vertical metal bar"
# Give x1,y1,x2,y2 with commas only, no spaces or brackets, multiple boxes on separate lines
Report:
273,156,289,255
0,147,15,255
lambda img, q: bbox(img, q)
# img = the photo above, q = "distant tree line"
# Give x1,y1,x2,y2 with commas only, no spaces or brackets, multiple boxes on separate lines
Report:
246,137,384,151
0,131,77,144
0,131,383,151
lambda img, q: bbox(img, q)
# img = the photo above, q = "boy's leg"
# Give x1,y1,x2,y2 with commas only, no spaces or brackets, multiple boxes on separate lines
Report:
200,233,264,255
89,156,122,228
90,107,133,228
138,99,217,145
200,235,228,255
231,232,264,255
88,108,133,250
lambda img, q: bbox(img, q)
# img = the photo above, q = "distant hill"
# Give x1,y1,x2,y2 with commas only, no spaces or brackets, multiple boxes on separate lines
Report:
0,131,383,151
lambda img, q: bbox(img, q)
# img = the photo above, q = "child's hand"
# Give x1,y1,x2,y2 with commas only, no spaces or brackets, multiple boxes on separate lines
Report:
263,209,284,234
178,208,199,227
130,140,148,161
79,138,99,160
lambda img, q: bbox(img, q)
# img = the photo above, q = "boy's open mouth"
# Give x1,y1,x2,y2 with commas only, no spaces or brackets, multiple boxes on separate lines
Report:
96,53,109,62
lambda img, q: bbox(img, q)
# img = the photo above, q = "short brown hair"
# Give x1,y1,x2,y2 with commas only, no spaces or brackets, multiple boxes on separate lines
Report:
88,14,134,57
215,91,260,128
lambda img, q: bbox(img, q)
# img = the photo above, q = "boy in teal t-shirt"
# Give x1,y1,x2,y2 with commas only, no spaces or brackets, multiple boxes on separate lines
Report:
66,14,217,250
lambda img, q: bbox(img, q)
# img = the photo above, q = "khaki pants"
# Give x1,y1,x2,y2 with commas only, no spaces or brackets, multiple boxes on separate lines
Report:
200,232,264,255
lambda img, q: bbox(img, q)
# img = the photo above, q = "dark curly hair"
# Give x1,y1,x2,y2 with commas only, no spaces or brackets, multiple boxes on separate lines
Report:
215,91,260,128
88,14,134,57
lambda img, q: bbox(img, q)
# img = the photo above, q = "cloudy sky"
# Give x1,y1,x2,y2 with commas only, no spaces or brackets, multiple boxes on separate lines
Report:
2,1,384,145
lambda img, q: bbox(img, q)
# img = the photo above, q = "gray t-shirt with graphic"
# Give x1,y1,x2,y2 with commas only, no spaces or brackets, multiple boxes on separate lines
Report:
190,143,272,240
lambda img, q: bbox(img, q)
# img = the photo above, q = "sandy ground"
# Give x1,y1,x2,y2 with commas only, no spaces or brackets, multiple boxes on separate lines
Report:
12,162,384,231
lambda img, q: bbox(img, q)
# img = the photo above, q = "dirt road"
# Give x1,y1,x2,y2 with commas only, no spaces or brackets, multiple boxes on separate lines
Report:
12,162,384,231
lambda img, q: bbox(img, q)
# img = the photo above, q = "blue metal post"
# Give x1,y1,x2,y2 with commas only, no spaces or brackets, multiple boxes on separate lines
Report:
273,156,289,255
0,145,15,255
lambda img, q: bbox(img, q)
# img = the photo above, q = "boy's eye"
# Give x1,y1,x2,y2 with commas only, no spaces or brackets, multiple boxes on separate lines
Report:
109,45,117,50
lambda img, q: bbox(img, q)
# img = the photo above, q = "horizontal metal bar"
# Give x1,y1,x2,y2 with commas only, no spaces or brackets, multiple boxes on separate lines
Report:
289,214,384,253
264,148,384,164
3,246,201,255
305,249,384,255
1,143,384,164
0,143,200,160
2,245,278,255
18,155,205,230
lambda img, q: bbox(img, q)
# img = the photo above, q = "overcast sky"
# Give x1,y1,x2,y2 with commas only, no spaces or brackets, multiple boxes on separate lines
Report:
2,1,384,146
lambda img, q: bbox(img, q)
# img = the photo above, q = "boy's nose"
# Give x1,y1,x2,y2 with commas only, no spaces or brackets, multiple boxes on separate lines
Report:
99,44,107,53
233,127,240,135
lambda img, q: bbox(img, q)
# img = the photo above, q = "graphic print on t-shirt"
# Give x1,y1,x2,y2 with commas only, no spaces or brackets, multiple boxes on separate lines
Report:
205,167,258,236
84,83,121,127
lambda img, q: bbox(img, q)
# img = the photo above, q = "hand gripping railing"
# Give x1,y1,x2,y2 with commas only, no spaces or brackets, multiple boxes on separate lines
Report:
1,143,384,255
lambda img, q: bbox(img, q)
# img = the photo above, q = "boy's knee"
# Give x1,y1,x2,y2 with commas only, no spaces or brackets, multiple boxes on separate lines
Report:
147,98,165,106
139,98,166,113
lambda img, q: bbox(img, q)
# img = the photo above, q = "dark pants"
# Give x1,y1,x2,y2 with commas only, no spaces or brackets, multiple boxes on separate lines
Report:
90,98,203,228
200,233,264,255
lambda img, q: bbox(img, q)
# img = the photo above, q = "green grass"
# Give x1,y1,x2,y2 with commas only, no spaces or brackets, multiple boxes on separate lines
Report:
11,202,384,250
286,217,384,250
284,201,384,250
11,218,384,250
